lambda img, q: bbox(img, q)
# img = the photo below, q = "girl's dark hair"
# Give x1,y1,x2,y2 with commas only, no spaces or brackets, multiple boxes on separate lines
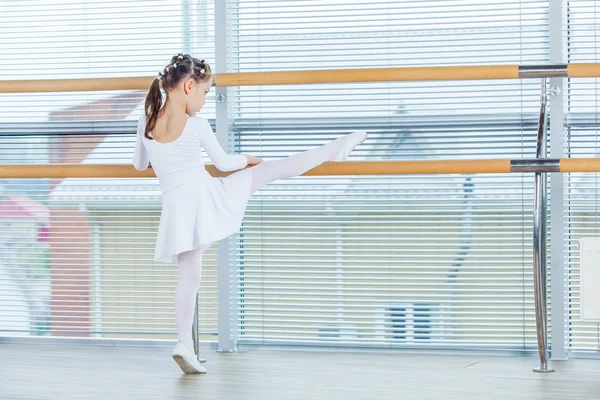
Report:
144,53,212,139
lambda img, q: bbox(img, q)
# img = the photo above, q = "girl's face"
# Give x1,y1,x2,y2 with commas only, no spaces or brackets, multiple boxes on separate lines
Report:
183,78,212,115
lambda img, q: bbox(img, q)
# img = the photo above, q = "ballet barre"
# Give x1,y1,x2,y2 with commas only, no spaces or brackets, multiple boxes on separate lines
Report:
0,63,599,93
0,158,599,179
215,63,599,87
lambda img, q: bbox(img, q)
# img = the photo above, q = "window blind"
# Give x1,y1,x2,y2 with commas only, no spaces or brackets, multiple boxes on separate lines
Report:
0,0,218,342
565,0,600,354
228,0,550,350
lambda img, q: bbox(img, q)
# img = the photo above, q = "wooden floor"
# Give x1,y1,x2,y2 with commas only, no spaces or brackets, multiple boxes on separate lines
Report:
1,344,599,400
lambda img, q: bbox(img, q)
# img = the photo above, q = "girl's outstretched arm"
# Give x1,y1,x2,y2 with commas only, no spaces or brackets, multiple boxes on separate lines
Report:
195,117,249,172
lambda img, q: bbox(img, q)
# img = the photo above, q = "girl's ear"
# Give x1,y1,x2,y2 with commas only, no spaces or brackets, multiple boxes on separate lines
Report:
183,79,195,95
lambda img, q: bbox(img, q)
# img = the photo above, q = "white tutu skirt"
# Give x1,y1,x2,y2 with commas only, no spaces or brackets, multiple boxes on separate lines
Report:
153,168,253,264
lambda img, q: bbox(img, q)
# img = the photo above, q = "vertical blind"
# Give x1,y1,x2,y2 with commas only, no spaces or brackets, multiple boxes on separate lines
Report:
0,1,219,342
229,0,550,350
566,0,600,354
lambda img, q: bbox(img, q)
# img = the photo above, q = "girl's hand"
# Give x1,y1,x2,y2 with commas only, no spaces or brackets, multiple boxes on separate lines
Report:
244,154,263,165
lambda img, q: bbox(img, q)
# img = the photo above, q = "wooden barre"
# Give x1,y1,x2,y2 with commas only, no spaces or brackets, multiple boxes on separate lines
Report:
0,77,155,94
1,159,600,179
1,64,600,93
218,64,599,87
216,65,519,87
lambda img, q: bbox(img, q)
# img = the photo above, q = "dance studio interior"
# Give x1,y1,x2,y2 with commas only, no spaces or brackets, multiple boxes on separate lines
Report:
1,1,600,399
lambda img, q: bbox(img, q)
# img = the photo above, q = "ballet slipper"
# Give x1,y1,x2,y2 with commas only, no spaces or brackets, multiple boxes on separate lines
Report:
172,340,207,374
333,131,368,161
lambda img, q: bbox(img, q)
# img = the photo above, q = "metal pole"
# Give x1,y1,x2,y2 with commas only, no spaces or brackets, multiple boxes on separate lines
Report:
192,293,199,357
533,77,554,373
548,0,568,361
214,0,237,353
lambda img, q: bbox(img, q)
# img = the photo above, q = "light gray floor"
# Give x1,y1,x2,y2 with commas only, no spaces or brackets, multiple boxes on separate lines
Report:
1,343,599,400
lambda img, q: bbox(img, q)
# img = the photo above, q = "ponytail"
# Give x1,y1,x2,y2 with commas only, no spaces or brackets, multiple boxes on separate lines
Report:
144,78,163,140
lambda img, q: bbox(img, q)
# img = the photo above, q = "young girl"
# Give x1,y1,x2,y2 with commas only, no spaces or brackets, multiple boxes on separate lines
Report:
133,53,367,374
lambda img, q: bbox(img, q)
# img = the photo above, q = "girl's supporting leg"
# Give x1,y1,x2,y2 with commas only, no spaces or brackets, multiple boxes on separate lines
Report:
175,248,203,351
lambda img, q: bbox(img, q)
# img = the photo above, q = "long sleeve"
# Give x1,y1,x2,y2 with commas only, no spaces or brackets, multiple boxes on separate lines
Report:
196,117,248,172
133,117,150,171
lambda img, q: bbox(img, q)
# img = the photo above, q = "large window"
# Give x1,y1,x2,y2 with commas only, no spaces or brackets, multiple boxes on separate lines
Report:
1,0,598,357
566,0,600,354
229,0,548,349
0,0,218,341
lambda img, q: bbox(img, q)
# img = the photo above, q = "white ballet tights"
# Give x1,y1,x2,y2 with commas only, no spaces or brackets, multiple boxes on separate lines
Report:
175,248,203,350
248,135,349,194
